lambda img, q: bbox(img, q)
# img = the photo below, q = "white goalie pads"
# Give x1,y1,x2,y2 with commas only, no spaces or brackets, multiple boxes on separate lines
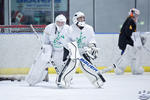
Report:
26,45,52,86
56,42,80,88
79,58,105,88
56,42,105,88
67,42,81,59
131,32,143,49
132,31,150,47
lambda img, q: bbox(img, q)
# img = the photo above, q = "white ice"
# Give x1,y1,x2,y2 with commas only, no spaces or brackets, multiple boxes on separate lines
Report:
0,73,150,100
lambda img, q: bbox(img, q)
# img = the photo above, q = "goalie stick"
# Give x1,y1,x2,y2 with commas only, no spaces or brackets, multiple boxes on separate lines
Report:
30,24,59,74
30,24,43,45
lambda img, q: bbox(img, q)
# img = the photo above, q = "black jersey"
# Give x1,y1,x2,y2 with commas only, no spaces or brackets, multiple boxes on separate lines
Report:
118,17,136,51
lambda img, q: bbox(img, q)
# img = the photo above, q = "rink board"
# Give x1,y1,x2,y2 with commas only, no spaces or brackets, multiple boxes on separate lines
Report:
0,66,150,75
0,33,150,75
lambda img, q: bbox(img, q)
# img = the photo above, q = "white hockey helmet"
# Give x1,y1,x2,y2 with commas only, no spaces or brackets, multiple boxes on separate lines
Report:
55,14,67,24
73,11,85,27
128,8,140,17
55,14,66,31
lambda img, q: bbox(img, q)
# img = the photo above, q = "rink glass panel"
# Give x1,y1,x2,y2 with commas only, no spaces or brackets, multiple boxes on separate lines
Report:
11,0,69,25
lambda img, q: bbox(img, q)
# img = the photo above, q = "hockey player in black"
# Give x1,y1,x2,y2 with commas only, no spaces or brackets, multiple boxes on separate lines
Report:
118,11,136,54
114,8,144,75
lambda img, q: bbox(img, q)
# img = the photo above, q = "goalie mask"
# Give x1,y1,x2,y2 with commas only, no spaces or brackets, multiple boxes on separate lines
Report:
55,14,67,32
73,11,85,27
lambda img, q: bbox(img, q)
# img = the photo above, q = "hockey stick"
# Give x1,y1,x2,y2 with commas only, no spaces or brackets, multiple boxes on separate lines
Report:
30,24,42,45
30,24,59,74
30,24,49,81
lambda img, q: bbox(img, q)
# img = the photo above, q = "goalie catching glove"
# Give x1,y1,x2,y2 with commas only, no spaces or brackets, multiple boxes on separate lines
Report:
83,43,98,60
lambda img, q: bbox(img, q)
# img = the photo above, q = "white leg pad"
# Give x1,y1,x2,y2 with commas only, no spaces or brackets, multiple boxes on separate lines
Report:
56,42,80,88
56,59,79,88
79,61,105,88
26,45,52,86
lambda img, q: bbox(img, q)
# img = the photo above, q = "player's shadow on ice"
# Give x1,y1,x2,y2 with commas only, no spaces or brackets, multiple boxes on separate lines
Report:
23,81,104,89
25,84,104,90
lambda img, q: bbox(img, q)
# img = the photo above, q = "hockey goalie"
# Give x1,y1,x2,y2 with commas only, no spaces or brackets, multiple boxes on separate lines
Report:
26,14,71,86
56,11,107,88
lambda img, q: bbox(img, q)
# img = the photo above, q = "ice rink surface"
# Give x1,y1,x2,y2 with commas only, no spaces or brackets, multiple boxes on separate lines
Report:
0,73,150,100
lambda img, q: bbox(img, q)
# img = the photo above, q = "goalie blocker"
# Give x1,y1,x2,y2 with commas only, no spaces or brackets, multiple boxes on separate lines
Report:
56,42,106,88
